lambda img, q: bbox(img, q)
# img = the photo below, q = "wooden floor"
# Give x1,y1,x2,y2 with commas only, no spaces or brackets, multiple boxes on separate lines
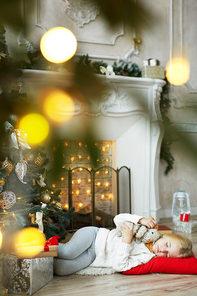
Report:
14,217,197,296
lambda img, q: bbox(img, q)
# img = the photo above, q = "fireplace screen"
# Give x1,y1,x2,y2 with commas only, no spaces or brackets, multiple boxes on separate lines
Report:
46,140,131,229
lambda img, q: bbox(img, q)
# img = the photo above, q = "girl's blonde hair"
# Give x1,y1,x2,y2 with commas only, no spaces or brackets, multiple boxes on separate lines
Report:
165,233,193,258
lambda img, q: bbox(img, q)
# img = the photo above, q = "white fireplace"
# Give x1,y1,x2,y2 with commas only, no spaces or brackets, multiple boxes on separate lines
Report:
22,70,166,221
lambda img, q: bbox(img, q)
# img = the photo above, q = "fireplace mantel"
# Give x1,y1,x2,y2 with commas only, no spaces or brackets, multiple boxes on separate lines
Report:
22,70,166,221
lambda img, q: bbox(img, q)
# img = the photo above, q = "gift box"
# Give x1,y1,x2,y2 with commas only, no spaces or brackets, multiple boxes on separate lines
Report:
180,211,191,222
2,253,53,295
141,65,165,79
174,220,197,234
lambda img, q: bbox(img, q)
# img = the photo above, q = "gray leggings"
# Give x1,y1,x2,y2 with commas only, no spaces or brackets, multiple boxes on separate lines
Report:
54,226,99,276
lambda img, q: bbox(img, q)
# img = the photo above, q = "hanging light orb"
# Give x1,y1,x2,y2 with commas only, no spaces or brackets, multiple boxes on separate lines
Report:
14,227,46,258
19,114,49,145
40,27,77,63
166,57,190,86
40,88,75,124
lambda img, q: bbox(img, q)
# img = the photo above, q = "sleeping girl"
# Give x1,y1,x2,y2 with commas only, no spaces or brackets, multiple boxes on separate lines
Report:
54,213,193,276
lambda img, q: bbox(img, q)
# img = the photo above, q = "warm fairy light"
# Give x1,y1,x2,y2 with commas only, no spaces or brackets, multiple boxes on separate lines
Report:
62,165,66,168
64,204,69,209
64,142,68,146
95,171,99,175
41,88,75,124
106,158,109,163
78,155,82,160
76,190,80,196
96,182,101,187
78,168,83,172
104,182,109,187
166,57,190,86
51,191,54,194
87,156,90,161
106,143,110,148
40,27,77,63
72,180,74,184
79,142,82,147
88,178,91,183
78,202,83,208
60,177,65,181
18,113,49,145
105,170,109,175
14,227,46,258
52,184,56,188
97,159,100,162
86,189,91,194
108,194,113,199
101,147,106,152
77,178,81,184
72,170,75,174
88,168,91,171
101,194,105,200
70,156,75,162
0,230,3,249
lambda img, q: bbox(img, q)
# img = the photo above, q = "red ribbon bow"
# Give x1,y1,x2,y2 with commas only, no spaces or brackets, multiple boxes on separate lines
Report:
44,236,61,251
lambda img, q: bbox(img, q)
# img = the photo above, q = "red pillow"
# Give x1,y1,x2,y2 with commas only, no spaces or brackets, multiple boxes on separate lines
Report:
122,255,197,275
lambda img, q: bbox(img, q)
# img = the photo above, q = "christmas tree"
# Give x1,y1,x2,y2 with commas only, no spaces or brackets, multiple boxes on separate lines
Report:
0,26,74,241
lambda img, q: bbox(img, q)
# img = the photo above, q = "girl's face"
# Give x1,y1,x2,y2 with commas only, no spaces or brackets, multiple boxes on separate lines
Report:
153,236,181,258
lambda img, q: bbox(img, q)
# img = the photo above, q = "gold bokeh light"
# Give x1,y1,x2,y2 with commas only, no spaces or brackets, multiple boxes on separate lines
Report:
14,227,46,258
166,57,190,86
19,113,49,145
40,27,77,63
40,88,75,124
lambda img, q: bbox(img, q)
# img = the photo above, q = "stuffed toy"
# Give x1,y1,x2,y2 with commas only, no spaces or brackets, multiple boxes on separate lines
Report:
116,217,161,253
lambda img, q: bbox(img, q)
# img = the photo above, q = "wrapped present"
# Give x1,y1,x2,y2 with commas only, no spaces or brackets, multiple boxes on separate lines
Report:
141,65,165,79
3,253,53,295
17,235,60,259
174,220,197,234
180,211,191,222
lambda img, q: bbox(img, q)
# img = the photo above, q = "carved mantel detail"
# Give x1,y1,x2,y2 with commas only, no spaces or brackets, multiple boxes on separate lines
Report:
62,0,100,27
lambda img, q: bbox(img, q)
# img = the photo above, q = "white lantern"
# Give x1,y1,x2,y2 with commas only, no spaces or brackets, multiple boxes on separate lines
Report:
172,180,191,223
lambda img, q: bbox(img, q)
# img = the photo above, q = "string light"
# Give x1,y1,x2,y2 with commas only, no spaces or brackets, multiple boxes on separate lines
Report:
104,182,109,187
52,184,56,188
78,155,82,160
60,177,65,181
64,204,69,209
72,170,75,174
95,171,99,175
78,202,83,208
86,189,91,194
64,142,68,146
62,165,66,169
101,194,105,200
88,179,91,183
101,147,106,152
96,182,101,187
76,190,80,196
106,143,110,148
87,156,90,161
78,168,83,172
70,156,75,162
106,158,109,163
77,179,81,184
72,180,75,185
79,142,82,147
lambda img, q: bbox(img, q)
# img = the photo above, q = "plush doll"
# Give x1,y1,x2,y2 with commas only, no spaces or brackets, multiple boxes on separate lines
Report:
116,217,161,253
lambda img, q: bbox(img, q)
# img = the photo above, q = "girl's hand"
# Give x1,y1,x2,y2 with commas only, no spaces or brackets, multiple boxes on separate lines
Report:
121,222,134,244
138,218,157,229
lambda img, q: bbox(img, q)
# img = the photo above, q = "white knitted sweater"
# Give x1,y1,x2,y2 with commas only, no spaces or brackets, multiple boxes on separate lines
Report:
90,213,155,272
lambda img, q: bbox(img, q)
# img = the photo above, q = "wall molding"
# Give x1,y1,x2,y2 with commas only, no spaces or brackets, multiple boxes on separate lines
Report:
36,0,124,45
